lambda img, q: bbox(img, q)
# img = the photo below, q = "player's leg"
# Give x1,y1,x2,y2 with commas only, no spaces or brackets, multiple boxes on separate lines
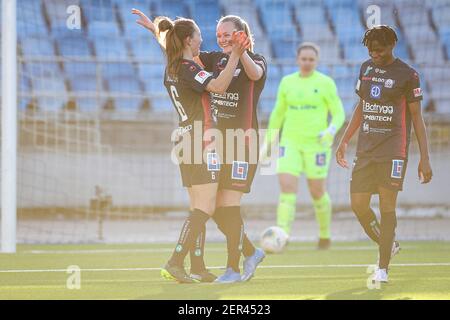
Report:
163,182,218,283
214,190,265,282
276,143,302,235
307,178,332,249
371,186,399,283
350,159,381,244
277,174,299,235
304,149,333,249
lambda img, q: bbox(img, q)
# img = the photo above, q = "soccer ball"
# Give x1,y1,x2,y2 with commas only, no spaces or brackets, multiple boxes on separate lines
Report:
260,226,289,254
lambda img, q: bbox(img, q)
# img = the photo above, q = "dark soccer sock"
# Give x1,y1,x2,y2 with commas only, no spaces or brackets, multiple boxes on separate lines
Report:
355,207,381,244
189,221,207,273
168,209,210,267
213,207,256,258
379,210,397,270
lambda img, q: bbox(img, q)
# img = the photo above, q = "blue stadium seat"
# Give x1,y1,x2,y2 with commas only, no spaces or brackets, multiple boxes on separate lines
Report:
24,62,62,79
31,77,68,111
295,5,326,24
115,1,153,37
102,62,136,79
151,97,173,113
153,0,189,19
129,36,165,61
64,62,98,80
17,0,48,37
43,0,81,35
56,34,93,57
107,76,144,111
93,36,129,58
273,40,298,59
69,75,106,112
87,21,122,38
144,79,167,96
21,36,55,56
82,0,115,22
342,43,367,61
139,64,166,80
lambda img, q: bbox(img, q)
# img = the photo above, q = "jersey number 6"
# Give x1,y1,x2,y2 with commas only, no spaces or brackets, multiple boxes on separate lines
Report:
170,85,188,122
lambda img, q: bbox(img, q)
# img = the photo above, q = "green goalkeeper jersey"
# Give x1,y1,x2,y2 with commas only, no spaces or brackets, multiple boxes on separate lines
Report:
267,70,345,149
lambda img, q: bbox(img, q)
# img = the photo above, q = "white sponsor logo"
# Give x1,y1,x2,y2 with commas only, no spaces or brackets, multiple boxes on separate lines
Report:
363,121,370,133
413,87,422,97
194,70,211,84
375,68,386,74
363,100,394,114
234,69,241,77
363,114,392,122
356,79,361,91
372,77,385,83
385,79,394,88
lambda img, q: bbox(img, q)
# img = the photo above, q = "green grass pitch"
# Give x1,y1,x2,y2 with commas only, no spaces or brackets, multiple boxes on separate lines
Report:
1,241,450,300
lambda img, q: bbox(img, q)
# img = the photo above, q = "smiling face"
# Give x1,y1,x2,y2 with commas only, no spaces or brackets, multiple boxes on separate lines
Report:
297,47,318,76
367,39,394,66
216,21,236,54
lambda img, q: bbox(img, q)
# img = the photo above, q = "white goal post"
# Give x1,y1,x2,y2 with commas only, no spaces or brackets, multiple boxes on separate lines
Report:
1,0,17,253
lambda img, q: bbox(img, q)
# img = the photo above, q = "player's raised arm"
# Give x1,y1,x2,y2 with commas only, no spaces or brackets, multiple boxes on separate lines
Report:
335,99,362,168
205,32,250,94
132,8,156,35
408,101,433,184
240,51,264,81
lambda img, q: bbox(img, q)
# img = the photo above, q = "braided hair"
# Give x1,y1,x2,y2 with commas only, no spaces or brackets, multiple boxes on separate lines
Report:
362,25,398,47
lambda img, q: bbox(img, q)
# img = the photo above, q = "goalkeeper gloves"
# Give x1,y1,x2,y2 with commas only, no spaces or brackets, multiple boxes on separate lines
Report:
318,124,337,148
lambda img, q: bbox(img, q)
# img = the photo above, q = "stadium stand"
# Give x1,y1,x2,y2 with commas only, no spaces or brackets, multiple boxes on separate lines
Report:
15,0,450,115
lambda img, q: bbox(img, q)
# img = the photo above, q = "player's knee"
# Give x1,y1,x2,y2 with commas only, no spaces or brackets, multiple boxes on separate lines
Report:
310,186,325,200
280,180,297,193
351,201,368,217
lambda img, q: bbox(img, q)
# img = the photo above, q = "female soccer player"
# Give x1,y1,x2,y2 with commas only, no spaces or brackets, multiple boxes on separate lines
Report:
263,42,345,249
134,13,249,283
133,10,266,283
194,15,268,283
335,25,433,283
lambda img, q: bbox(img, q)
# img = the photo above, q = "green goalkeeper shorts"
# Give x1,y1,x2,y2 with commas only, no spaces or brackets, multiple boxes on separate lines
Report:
276,141,332,179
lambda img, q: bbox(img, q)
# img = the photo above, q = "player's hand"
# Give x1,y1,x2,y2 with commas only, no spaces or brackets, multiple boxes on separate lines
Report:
231,31,250,56
335,142,349,169
131,8,155,34
418,158,432,184
318,125,337,148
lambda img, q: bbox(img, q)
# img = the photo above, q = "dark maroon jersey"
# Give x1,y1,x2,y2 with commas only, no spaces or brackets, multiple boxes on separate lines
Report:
199,51,267,134
355,58,423,160
163,59,214,132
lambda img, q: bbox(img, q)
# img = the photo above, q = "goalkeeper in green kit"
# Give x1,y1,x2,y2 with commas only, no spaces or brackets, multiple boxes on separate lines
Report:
263,42,345,249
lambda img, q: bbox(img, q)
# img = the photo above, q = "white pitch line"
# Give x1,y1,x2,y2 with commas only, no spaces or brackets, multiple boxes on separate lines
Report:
1,262,450,273
24,246,401,254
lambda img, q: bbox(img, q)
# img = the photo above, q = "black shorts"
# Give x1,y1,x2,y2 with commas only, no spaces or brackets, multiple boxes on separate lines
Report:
218,162,257,193
179,161,220,188
350,157,408,194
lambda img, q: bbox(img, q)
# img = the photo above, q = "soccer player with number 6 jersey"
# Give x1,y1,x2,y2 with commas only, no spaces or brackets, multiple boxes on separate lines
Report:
336,25,433,283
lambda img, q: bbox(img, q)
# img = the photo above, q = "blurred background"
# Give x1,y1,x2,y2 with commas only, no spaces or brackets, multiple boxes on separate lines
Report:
1,0,449,245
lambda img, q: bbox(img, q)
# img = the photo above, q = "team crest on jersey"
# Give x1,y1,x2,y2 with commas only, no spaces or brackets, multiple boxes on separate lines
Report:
316,153,327,167
207,153,221,171
413,87,422,97
232,161,248,180
370,84,382,99
391,159,404,179
279,146,285,157
195,71,211,84
384,79,395,88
